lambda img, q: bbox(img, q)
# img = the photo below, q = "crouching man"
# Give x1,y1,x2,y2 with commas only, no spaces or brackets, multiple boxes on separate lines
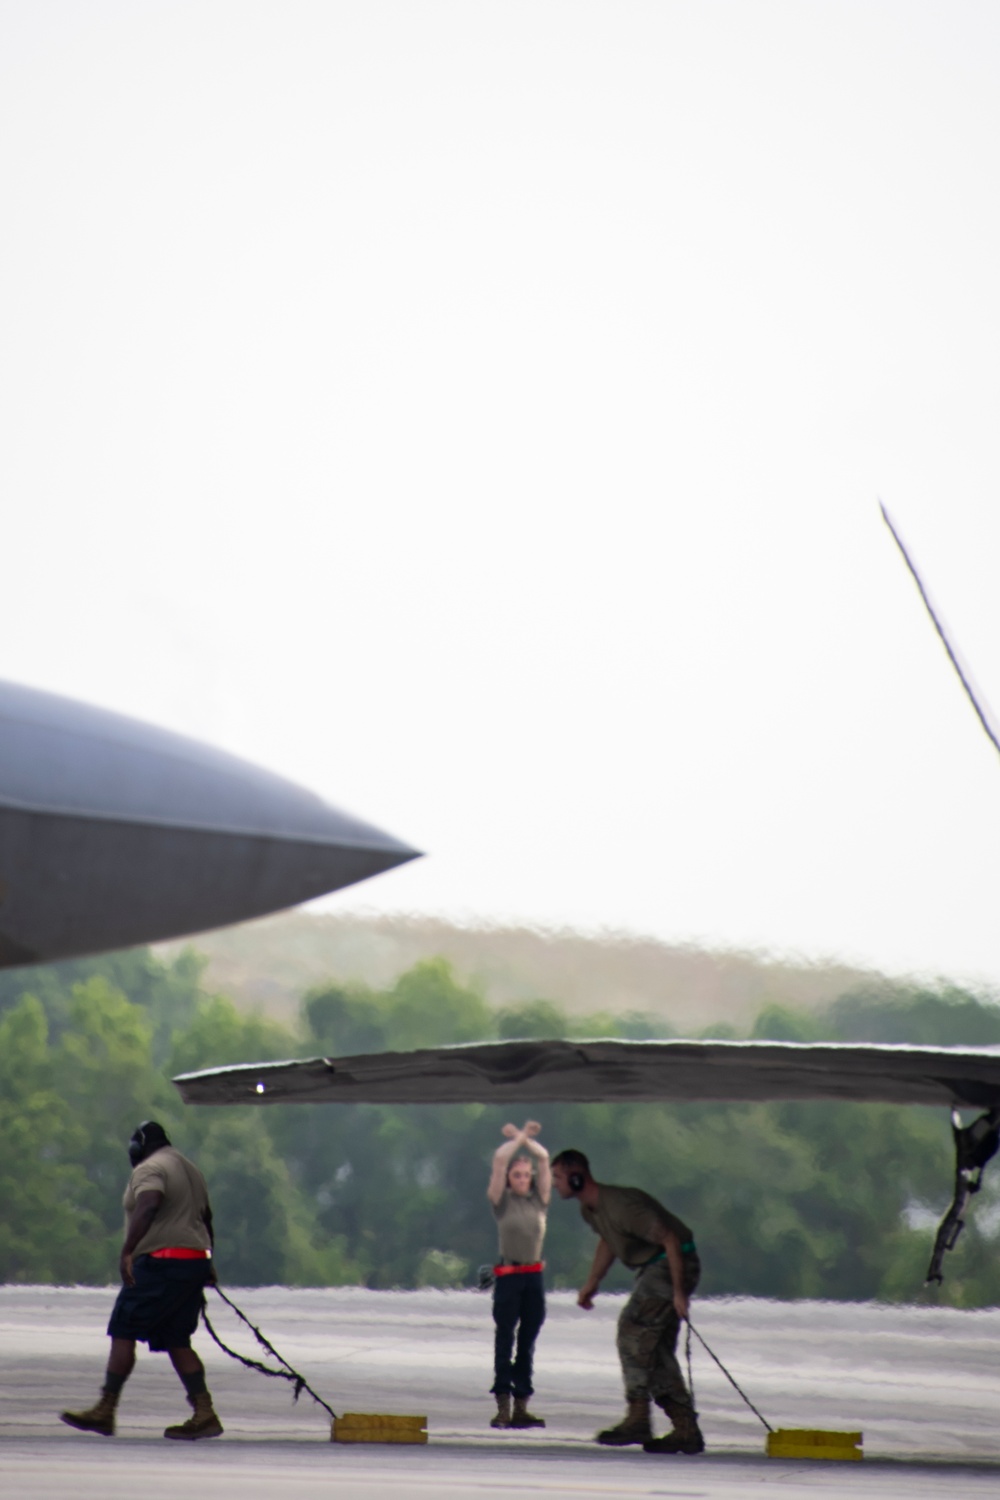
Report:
61,1121,223,1441
550,1148,704,1455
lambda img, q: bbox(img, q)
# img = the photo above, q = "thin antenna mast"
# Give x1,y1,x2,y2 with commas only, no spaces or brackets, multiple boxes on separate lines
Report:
880,501,1000,761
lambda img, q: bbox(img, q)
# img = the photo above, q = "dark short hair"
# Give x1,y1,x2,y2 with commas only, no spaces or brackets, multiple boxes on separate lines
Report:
551,1149,590,1177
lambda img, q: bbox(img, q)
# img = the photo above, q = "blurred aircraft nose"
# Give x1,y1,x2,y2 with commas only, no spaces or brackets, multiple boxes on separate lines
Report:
0,680,420,967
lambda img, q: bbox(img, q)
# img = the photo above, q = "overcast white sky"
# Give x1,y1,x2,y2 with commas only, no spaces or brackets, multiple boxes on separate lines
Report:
4,1,1000,986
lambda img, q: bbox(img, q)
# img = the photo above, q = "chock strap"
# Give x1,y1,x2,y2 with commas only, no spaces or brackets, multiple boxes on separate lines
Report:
201,1284,337,1422
686,1318,773,1433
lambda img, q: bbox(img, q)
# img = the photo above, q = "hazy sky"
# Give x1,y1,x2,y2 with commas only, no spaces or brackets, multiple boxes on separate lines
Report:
4,2,1000,986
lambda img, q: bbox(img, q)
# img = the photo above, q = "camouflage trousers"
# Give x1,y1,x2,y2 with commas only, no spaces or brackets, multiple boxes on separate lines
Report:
616,1253,700,1410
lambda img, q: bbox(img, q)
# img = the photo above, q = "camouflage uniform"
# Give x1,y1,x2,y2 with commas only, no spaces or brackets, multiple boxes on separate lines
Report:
617,1253,700,1408
581,1184,699,1413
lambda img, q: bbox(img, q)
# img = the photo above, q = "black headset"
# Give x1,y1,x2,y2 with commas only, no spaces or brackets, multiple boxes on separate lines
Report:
129,1120,169,1166
569,1170,585,1193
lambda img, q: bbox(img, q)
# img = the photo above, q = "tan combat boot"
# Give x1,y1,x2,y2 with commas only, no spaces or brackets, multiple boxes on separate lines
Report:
643,1399,705,1454
164,1389,224,1441
596,1397,652,1446
490,1393,512,1429
511,1396,545,1428
60,1389,119,1437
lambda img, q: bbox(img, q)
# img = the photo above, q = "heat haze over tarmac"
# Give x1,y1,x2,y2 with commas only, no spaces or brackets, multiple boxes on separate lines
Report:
3,1287,999,1499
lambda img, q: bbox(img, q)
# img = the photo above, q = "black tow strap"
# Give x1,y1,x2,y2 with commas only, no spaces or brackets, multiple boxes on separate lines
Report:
200,1284,338,1422
686,1318,773,1433
198,1285,770,1438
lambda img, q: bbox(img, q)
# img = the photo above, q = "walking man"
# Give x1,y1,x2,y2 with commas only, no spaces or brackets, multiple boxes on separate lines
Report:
486,1119,551,1430
61,1121,223,1441
550,1148,704,1455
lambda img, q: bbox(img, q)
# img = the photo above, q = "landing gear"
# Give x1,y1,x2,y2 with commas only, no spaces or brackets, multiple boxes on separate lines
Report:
926,1107,1000,1284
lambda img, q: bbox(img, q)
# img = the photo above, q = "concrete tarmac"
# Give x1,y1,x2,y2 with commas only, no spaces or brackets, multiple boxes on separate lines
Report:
2,1285,998,1498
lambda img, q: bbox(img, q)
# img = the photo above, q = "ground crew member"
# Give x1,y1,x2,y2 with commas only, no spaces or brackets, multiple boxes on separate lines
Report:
550,1148,704,1455
486,1119,551,1430
60,1121,223,1441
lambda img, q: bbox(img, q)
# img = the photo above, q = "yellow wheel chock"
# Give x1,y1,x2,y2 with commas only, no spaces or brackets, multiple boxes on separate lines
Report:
767,1428,862,1461
332,1412,428,1445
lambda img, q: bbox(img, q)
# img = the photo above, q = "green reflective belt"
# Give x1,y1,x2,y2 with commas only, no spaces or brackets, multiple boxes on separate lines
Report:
642,1240,697,1268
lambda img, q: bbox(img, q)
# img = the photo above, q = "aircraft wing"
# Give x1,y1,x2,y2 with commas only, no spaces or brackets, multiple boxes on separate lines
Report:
173,1036,1000,1109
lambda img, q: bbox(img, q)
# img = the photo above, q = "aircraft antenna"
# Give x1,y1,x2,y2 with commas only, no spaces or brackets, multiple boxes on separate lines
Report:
880,499,1000,761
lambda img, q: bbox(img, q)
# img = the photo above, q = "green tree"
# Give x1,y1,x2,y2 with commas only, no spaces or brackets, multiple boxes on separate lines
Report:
0,995,102,1282
497,1000,566,1039
166,993,351,1284
305,982,390,1056
828,985,1000,1047
3,942,999,1305
384,959,494,1049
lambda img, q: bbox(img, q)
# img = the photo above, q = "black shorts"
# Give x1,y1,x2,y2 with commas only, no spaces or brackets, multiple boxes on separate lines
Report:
107,1254,211,1352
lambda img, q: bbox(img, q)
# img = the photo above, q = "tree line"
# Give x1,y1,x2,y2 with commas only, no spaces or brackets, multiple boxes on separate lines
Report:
2,947,999,1305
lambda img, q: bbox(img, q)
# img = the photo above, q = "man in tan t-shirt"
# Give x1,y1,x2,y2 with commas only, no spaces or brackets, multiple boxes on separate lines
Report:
60,1121,223,1442
486,1119,551,1430
551,1147,704,1456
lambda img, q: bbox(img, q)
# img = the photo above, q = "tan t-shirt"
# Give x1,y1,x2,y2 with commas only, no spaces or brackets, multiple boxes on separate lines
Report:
580,1184,692,1270
493,1186,547,1264
122,1146,212,1256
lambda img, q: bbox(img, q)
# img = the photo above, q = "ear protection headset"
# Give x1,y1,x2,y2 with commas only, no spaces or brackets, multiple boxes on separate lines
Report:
129,1120,169,1167
569,1170,585,1193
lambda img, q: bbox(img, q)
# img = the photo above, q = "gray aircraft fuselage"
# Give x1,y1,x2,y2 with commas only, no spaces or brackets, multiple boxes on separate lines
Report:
0,679,418,967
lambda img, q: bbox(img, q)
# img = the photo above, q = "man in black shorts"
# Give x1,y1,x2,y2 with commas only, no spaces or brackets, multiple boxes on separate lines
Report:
61,1121,223,1441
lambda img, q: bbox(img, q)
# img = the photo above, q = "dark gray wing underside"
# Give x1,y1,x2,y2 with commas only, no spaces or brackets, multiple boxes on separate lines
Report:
0,679,419,966
173,1037,1000,1109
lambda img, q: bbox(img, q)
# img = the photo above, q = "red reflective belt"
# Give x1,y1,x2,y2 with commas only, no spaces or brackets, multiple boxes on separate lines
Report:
149,1247,211,1260
493,1262,544,1277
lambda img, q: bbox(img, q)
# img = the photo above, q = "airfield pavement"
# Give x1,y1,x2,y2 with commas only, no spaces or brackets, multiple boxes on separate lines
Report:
1,1285,999,1499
